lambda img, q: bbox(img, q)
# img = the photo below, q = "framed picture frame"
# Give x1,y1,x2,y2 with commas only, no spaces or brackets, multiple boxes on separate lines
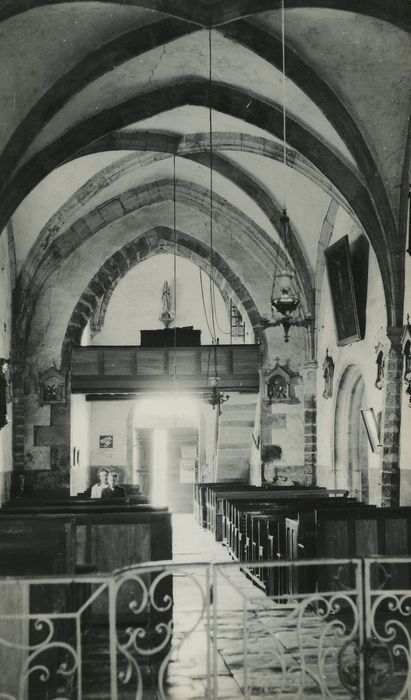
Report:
324,235,361,345
361,408,382,453
99,435,113,449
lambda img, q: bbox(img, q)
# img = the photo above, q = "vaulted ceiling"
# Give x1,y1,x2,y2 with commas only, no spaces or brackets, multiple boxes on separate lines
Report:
1,0,410,362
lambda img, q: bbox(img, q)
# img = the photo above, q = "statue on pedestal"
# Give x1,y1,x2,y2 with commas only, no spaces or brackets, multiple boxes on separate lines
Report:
159,281,174,328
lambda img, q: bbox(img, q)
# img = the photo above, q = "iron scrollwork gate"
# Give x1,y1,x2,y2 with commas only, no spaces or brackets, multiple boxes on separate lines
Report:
0,557,410,699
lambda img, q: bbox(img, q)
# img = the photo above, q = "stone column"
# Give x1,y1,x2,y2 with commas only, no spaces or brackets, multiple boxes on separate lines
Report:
301,361,318,486
11,362,26,473
380,327,403,507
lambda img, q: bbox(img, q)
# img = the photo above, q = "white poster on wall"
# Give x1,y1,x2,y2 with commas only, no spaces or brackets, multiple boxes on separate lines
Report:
179,458,196,483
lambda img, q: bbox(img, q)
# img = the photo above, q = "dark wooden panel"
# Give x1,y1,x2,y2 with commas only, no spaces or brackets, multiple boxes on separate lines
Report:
385,518,408,554
104,348,134,375
321,519,349,558
355,519,378,556
200,347,230,376
136,348,166,375
232,346,260,374
71,349,100,375
169,349,198,376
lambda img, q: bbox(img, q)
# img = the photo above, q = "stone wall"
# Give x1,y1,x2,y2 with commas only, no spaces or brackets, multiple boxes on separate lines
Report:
0,230,12,504
316,211,389,505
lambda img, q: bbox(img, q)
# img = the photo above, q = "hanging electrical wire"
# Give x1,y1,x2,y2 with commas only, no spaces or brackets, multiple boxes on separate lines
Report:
199,267,216,340
281,0,287,209
211,281,230,336
208,27,217,344
172,155,177,382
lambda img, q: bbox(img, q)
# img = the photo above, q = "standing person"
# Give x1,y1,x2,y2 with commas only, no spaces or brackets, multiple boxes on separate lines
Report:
90,468,109,498
102,472,126,498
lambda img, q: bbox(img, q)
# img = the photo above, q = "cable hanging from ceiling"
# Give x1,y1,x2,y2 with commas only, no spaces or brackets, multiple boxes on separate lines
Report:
172,154,178,383
208,27,218,345
260,0,312,342
205,25,229,414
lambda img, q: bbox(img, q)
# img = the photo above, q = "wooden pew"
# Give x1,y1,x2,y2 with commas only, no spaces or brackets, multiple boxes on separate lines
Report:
239,499,362,596
313,506,411,590
194,481,246,527
0,517,77,699
6,494,149,508
215,487,329,543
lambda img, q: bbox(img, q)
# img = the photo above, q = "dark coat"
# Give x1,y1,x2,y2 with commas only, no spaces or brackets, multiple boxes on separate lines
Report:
101,485,126,498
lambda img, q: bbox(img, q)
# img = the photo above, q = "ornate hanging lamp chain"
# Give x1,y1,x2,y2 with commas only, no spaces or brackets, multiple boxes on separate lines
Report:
282,0,287,208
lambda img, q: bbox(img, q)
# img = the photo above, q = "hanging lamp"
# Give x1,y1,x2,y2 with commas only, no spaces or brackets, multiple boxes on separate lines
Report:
261,0,312,342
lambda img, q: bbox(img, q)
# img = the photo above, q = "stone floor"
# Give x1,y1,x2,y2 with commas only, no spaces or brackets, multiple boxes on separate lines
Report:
154,515,353,700
81,514,358,699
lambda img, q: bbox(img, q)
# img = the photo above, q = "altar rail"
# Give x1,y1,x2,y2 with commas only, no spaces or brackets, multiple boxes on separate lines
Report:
70,344,260,394
1,557,410,699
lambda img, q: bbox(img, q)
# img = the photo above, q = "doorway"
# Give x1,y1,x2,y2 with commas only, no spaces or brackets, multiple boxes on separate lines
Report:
132,396,199,512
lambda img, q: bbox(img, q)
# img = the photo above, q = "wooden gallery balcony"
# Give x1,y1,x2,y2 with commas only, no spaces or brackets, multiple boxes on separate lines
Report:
70,345,261,395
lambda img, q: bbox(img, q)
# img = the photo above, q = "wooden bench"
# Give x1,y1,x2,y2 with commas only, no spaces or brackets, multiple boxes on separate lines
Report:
0,517,78,699
7,494,149,508
194,481,246,526
228,498,361,595
215,487,329,543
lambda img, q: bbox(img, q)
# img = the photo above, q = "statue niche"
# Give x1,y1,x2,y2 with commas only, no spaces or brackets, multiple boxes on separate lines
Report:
375,348,385,390
0,358,11,430
39,365,67,405
322,349,335,399
264,360,299,404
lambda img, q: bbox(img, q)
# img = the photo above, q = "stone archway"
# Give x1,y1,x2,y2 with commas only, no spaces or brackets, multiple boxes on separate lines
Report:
13,230,264,489
334,365,369,502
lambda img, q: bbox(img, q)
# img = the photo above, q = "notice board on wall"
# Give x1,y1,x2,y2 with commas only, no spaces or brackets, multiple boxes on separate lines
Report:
179,458,196,483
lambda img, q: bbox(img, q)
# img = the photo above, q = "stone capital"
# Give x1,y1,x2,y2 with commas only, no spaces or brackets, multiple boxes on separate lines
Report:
301,360,318,372
386,325,403,351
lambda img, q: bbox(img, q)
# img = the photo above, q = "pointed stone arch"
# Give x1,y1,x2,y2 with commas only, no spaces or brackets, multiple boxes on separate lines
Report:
333,364,369,502
60,226,263,369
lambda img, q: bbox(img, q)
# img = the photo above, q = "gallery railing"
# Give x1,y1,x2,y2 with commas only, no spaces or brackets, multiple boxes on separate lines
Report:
0,557,410,699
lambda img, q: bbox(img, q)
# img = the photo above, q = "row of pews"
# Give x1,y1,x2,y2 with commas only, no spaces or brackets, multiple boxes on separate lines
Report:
0,490,172,698
0,491,171,576
195,481,411,596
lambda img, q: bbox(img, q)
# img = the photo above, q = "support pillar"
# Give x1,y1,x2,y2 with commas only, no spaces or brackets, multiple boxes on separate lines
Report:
301,361,317,486
381,327,403,507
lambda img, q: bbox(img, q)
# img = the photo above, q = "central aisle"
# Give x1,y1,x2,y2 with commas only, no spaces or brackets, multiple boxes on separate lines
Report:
166,515,348,700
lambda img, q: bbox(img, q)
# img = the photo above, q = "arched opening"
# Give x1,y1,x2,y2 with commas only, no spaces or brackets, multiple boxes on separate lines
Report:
334,365,369,502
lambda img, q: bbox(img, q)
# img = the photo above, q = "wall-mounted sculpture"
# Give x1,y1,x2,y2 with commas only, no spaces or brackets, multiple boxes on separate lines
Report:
375,343,385,390
0,358,10,430
39,365,67,405
401,315,411,407
264,360,300,404
159,280,174,328
322,349,335,399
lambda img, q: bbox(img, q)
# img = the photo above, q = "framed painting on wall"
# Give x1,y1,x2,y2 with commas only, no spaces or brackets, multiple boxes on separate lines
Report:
361,408,382,453
324,235,361,345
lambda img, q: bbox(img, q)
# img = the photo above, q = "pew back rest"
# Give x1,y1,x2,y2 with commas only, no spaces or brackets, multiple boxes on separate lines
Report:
0,518,76,575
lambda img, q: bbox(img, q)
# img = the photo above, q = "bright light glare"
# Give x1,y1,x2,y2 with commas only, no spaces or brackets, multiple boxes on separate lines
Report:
134,395,199,428
152,429,168,507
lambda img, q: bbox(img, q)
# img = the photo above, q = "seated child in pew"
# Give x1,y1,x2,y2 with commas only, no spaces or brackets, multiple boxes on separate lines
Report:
90,468,109,498
102,472,126,499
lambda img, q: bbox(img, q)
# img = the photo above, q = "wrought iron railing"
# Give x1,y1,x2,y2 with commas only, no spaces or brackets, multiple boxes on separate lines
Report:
0,557,410,699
